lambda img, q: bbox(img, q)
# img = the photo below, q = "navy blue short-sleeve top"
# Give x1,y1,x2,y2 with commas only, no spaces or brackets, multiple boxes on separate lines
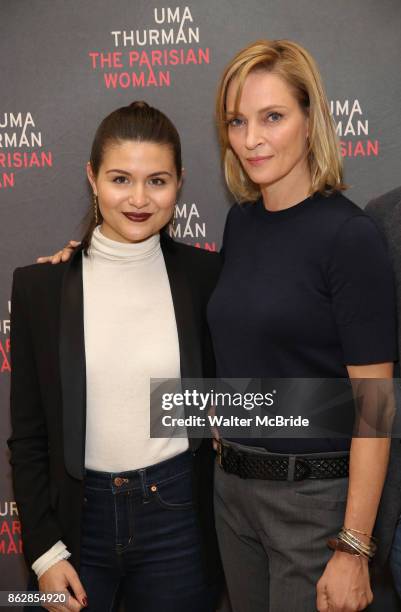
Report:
207,191,398,453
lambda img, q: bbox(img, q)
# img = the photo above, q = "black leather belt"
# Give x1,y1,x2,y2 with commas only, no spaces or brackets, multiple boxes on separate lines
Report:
217,440,349,481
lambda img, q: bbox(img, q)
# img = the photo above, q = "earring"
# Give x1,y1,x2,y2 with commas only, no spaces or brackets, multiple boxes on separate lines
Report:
93,193,99,225
169,204,177,235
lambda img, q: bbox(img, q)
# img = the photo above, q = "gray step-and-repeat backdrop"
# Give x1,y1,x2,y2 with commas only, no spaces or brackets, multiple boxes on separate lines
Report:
1,0,401,600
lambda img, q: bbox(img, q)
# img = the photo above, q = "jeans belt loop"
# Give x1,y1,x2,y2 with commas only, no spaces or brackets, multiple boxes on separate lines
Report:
287,455,296,481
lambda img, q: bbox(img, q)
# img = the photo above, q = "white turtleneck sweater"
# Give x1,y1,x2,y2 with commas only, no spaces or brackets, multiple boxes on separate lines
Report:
83,226,187,471
32,227,188,578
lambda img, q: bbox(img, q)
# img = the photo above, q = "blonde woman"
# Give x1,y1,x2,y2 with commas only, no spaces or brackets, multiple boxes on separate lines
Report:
207,40,397,612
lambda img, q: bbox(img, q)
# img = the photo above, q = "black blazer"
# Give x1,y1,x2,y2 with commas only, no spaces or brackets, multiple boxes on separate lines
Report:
366,189,401,566
8,233,222,585
365,190,401,610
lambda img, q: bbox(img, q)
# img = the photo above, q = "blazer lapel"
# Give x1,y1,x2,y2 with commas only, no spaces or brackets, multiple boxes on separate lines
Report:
161,233,203,380
161,234,204,450
59,247,86,480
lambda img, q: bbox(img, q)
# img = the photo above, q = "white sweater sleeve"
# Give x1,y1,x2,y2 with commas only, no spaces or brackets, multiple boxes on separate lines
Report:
31,540,71,579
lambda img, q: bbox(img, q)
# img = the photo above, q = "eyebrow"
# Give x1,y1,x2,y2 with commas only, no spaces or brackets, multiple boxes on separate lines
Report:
105,169,173,177
225,105,289,116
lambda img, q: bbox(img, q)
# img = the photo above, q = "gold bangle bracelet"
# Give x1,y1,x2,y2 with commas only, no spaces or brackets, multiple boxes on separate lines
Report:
338,532,375,559
343,526,377,542
340,529,377,554
339,531,374,553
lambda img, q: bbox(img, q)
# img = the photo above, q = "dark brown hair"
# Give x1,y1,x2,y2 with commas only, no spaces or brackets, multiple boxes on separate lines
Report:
82,101,182,250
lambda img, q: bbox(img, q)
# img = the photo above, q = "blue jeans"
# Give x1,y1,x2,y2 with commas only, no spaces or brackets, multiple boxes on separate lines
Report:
80,451,218,612
390,516,401,600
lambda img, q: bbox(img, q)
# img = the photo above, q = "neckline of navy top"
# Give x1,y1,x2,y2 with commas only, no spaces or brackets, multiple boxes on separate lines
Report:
255,193,317,221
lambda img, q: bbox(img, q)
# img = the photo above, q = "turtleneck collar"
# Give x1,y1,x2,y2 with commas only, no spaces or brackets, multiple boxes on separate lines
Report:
89,225,161,263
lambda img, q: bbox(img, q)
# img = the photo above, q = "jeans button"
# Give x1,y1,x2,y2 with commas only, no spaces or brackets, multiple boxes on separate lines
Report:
114,477,129,487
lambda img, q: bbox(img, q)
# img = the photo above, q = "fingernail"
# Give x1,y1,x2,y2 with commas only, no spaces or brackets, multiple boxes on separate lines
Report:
82,596,88,607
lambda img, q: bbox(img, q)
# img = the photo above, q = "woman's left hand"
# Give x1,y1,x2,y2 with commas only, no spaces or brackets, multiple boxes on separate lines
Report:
316,551,373,611
36,240,80,264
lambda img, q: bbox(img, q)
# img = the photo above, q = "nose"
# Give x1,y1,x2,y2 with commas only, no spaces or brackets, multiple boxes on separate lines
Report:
128,184,149,209
244,120,264,150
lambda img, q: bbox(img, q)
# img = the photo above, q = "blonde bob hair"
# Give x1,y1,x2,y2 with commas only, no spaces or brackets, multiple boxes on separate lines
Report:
216,39,346,202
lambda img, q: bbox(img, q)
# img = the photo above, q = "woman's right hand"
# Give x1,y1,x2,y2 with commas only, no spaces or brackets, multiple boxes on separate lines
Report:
38,559,87,611
36,241,80,265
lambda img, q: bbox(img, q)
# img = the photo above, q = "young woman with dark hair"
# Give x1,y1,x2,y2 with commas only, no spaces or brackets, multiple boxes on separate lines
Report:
8,101,222,612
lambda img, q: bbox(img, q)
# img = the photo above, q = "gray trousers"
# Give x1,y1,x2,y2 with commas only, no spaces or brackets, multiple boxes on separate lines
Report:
214,442,349,612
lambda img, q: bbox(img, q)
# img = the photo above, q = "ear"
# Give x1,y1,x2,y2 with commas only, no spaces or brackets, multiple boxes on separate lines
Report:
86,161,97,194
177,167,185,190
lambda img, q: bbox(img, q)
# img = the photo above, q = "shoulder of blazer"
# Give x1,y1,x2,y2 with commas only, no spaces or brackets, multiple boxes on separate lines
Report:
12,246,84,295
12,261,68,297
